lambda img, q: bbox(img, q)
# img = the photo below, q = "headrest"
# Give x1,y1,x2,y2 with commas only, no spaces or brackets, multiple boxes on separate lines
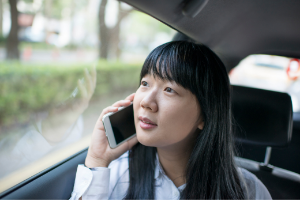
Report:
232,85,293,147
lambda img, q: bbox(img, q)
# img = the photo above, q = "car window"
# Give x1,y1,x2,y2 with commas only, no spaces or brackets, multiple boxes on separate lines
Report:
0,0,175,193
229,54,300,112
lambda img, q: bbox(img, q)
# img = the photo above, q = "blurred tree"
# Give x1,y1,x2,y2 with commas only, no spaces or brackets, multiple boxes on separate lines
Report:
98,1,133,60
98,0,108,59
0,0,3,37
6,0,19,60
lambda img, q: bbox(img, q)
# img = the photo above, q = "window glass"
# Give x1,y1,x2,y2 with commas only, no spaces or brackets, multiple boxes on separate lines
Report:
229,55,300,112
0,0,175,192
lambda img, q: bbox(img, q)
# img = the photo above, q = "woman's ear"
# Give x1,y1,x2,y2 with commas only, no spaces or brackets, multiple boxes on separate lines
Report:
198,119,204,130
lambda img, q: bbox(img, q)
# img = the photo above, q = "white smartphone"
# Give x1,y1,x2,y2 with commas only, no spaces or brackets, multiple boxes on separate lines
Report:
102,103,136,148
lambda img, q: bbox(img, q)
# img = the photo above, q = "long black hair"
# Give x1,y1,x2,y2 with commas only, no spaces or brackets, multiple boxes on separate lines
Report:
124,41,246,199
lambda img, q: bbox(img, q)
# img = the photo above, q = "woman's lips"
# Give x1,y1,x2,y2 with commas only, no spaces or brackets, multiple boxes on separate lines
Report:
138,116,157,129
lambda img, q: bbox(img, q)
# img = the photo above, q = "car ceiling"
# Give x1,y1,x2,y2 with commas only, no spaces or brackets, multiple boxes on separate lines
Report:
122,0,300,71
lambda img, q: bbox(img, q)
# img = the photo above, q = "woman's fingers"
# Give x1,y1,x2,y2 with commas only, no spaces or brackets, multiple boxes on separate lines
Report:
112,99,131,107
125,93,135,101
101,106,119,118
96,106,119,129
96,95,135,133
111,94,135,108
88,93,137,168
100,95,134,123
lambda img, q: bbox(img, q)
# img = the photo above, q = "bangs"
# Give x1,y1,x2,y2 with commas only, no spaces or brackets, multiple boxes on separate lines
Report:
140,42,198,91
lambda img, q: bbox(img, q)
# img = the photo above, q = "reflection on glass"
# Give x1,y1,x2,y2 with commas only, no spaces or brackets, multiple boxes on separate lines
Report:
0,67,96,178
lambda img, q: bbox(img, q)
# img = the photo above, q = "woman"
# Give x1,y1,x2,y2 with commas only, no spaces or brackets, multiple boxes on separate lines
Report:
70,41,271,199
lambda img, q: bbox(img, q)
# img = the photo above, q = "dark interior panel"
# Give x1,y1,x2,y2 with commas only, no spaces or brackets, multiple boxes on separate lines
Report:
0,148,87,199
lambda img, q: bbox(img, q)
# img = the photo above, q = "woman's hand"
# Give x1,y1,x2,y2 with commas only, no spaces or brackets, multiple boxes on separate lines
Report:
85,93,138,168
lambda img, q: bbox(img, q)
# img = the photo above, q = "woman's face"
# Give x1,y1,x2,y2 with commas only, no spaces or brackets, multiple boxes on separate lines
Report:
133,73,204,148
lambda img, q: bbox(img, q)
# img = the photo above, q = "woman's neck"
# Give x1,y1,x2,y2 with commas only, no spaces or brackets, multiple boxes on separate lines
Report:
156,132,197,187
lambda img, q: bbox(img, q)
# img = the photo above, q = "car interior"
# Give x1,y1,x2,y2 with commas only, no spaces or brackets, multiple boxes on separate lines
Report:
1,0,300,199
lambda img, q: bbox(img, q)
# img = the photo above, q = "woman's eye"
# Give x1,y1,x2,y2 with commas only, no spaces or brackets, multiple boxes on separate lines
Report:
141,81,148,87
165,87,175,93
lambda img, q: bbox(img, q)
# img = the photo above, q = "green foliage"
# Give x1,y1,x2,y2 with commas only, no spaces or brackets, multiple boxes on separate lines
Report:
0,60,141,127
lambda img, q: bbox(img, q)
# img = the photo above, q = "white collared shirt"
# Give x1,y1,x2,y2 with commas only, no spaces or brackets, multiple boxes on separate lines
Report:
69,152,271,200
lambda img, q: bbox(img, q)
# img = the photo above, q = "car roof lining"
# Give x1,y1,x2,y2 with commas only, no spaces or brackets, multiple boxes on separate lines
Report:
122,0,300,71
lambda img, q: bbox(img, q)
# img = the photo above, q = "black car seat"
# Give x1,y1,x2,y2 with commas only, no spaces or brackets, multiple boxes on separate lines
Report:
232,85,300,199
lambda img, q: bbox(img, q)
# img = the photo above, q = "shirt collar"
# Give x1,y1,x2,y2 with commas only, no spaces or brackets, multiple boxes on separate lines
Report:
154,153,165,179
154,153,187,190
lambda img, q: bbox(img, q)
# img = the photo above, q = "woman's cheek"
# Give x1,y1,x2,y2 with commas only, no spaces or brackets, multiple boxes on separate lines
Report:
133,92,142,112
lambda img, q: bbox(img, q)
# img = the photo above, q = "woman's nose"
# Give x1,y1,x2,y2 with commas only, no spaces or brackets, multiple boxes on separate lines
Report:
140,92,158,112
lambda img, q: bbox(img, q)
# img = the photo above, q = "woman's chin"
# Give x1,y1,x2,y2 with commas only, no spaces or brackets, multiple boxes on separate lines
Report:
136,132,158,147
